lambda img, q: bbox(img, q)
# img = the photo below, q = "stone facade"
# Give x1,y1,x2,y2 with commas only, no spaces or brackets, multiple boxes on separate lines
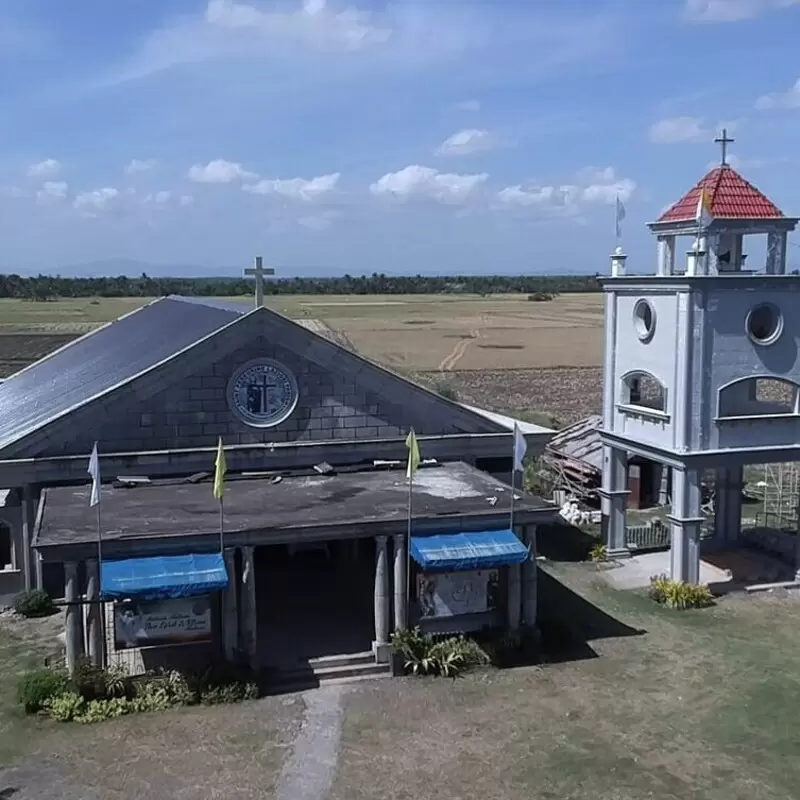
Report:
13,309,496,459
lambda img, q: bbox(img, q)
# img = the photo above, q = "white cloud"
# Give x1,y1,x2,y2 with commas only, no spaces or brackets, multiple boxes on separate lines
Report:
73,187,120,212
27,159,61,179
35,181,69,204
143,190,172,206
243,172,340,201
454,99,480,112
297,209,342,230
497,166,635,212
187,158,258,183
370,165,488,204
436,129,497,157
756,78,800,110
1,186,27,199
179,194,195,206
125,158,157,175
685,0,800,22
205,0,391,51
648,116,711,144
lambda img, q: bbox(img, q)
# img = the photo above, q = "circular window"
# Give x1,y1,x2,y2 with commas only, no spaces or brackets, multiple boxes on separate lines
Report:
226,358,299,428
633,299,656,342
746,303,783,345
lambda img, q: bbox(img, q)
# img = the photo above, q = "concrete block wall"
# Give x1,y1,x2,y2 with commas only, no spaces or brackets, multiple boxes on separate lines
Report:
25,311,494,458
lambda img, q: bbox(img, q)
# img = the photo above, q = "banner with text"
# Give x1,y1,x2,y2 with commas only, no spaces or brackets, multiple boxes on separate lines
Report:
114,596,212,650
417,569,499,619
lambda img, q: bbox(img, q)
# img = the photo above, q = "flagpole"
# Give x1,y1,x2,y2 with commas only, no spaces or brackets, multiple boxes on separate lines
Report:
509,466,516,532
219,498,224,554
406,472,412,623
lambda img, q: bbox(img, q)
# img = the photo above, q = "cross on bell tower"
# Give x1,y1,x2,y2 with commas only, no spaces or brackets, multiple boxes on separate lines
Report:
244,256,275,308
714,128,734,167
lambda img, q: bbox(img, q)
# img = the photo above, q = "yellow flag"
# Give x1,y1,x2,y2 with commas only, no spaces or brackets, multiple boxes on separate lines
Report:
405,429,420,479
213,437,226,501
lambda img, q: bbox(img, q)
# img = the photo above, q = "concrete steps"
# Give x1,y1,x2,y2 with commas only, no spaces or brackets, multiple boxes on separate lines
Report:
264,650,390,695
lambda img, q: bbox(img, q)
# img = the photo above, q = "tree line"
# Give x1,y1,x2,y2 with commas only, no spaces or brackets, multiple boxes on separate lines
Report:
0,272,601,300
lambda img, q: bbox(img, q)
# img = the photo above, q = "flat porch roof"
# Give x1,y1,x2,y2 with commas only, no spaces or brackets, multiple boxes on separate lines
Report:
35,461,556,561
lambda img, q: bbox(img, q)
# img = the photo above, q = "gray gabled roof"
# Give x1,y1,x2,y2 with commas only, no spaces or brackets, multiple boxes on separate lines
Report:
0,296,246,452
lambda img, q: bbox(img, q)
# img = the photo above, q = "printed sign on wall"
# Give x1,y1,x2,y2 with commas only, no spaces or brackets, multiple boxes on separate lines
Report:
417,570,499,618
114,596,212,650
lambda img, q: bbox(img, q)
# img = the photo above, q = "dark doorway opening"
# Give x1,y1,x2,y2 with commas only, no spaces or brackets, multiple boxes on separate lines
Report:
255,538,375,669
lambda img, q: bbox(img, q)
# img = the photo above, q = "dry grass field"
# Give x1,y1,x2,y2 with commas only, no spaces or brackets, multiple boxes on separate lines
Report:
0,293,605,423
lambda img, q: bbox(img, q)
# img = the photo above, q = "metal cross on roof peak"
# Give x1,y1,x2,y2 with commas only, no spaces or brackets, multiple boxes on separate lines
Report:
714,128,735,167
244,256,275,309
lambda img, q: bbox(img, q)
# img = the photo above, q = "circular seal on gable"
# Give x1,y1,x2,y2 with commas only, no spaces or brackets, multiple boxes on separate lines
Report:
633,298,656,343
227,358,299,428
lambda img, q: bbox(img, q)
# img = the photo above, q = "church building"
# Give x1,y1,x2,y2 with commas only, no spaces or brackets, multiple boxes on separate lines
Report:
0,266,555,681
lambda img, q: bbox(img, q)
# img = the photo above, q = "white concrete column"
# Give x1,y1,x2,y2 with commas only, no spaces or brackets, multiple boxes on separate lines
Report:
520,525,538,628
373,535,390,663
21,486,34,591
657,237,676,276
64,561,85,675
506,562,521,631
241,546,258,670
766,231,787,275
393,534,408,632
610,246,627,276
714,467,743,548
222,548,240,663
669,468,702,584
600,445,629,558
85,559,104,668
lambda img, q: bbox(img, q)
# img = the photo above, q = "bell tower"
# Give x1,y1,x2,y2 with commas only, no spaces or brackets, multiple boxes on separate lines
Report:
599,133,799,582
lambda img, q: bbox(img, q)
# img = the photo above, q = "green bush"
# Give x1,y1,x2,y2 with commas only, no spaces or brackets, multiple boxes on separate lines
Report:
18,667,69,713
392,628,488,677
73,659,131,701
13,589,55,618
649,574,714,609
590,543,608,563
46,692,85,722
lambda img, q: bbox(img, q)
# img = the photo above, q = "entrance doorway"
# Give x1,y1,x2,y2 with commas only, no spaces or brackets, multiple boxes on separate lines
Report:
255,538,375,669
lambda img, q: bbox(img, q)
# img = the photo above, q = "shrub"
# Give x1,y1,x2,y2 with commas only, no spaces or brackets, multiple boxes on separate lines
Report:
46,692,85,722
18,667,69,713
590,543,608,563
73,659,130,701
433,380,459,402
649,574,714,609
77,697,135,723
200,682,258,706
527,292,555,302
13,589,55,618
392,628,488,677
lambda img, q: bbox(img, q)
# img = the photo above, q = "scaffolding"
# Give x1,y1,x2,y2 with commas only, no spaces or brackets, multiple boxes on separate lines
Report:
753,463,800,530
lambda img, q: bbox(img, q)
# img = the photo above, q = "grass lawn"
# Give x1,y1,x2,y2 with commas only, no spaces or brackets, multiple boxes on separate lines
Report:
330,563,800,800
4,561,800,798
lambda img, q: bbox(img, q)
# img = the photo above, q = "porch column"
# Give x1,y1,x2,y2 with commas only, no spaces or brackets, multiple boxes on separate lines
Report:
670,467,702,584
64,561,85,674
222,548,240,663
241,546,258,670
393,534,408,632
600,445,629,558
373,535,390,663
506,562,521,632
520,525,538,629
713,467,743,548
766,231,788,275
20,485,34,590
85,559,104,668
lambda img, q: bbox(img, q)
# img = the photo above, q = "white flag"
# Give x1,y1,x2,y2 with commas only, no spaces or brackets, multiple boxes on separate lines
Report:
512,422,527,473
615,194,626,240
88,442,101,508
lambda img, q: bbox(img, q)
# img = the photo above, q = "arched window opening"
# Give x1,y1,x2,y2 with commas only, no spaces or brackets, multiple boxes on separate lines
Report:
718,377,800,418
0,524,11,571
621,372,667,413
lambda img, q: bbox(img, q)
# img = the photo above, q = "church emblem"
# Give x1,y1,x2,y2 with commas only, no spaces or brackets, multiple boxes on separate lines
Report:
227,359,299,427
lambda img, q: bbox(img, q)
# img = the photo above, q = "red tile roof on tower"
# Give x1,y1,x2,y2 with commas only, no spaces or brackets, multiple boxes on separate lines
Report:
656,165,785,223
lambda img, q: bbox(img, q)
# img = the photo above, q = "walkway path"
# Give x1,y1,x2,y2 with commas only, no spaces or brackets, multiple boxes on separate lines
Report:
277,685,346,800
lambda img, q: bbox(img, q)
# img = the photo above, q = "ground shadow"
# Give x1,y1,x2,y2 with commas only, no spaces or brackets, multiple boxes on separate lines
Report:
536,569,645,665
537,521,599,563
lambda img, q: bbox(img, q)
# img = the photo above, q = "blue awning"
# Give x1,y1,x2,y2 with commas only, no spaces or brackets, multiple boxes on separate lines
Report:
410,529,530,571
100,553,228,601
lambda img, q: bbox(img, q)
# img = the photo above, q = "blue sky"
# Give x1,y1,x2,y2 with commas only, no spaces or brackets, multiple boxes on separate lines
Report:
2,0,800,276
